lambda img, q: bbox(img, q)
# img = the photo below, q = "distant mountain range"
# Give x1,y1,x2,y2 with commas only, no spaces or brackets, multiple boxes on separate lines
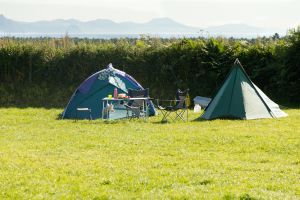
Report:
0,14,286,38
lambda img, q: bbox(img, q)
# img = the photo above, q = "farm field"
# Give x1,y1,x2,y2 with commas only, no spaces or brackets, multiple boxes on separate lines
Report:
0,108,299,199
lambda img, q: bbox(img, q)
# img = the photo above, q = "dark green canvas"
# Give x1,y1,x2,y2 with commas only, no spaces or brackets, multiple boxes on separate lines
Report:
202,60,288,120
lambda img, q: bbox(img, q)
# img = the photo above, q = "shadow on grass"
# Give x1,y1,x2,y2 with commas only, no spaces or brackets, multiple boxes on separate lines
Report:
151,116,208,124
0,105,64,109
151,120,171,124
279,104,300,109
191,114,246,122
60,115,140,125
191,117,207,122
56,113,63,120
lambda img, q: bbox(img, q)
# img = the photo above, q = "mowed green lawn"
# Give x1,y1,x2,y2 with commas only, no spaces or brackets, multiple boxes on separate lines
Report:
0,108,299,200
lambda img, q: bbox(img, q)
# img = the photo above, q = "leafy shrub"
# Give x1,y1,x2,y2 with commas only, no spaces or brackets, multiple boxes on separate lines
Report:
0,32,299,107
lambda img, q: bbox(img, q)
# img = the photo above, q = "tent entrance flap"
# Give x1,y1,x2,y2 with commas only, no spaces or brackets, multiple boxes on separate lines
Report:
108,76,128,93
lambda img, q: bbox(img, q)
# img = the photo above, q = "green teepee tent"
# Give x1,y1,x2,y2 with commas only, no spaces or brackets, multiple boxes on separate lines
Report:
202,59,288,120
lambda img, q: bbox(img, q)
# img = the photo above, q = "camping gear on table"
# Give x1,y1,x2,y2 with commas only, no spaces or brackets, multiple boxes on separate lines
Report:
62,63,156,120
202,59,288,120
157,89,189,122
118,93,127,98
124,88,150,119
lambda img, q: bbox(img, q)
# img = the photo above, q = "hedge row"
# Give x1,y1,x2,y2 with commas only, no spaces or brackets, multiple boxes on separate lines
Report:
0,28,299,107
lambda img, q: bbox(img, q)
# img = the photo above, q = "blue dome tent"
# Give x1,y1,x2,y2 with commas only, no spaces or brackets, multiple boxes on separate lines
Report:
62,64,156,120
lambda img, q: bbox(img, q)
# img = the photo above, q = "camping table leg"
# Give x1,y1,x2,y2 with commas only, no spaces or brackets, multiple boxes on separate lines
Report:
145,99,149,119
103,99,112,120
142,100,145,120
102,101,104,119
144,100,146,119
144,100,146,120
142,99,149,121
89,109,92,120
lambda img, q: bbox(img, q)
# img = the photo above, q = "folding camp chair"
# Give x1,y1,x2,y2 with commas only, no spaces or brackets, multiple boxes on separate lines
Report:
157,89,189,122
124,88,149,119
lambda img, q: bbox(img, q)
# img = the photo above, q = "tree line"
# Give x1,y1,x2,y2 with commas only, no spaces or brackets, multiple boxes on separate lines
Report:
0,28,299,107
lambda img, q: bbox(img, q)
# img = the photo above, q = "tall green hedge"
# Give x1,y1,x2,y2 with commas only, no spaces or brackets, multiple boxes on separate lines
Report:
0,29,299,107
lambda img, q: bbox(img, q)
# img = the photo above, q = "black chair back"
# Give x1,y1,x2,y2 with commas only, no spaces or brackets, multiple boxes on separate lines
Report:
175,89,189,109
128,88,149,107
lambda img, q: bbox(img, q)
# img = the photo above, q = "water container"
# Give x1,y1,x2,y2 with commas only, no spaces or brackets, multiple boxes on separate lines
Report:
114,88,118,99
194,104,202,113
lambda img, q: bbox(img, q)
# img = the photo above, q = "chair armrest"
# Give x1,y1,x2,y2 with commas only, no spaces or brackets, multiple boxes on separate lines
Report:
155,99,180,108
156,99,181,102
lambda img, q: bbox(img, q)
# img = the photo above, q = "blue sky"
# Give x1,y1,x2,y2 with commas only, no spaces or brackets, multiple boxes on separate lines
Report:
0,0,299,29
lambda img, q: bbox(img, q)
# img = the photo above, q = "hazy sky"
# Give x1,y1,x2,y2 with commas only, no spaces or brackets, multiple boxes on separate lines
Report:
0,0,299,29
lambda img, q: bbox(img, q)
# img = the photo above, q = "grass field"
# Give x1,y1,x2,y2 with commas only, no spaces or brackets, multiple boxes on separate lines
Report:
0,108,299,199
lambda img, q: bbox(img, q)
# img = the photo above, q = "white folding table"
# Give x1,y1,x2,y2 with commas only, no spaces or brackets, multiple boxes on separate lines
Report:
101,97,150,120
